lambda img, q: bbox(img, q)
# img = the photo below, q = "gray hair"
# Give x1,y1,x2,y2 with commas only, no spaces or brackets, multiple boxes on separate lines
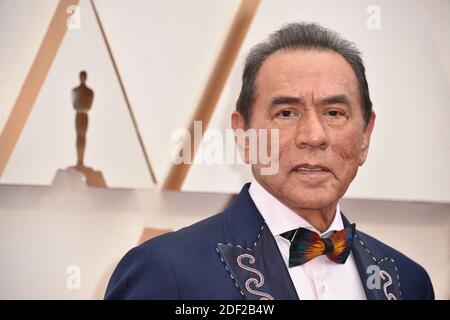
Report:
236,22,372,127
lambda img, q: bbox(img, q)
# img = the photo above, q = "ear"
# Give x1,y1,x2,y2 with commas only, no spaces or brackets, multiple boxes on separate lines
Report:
359,111,376,166
231,111,250,164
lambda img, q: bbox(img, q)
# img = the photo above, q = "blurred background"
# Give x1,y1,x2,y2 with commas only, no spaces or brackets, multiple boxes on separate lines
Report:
0,0,449,299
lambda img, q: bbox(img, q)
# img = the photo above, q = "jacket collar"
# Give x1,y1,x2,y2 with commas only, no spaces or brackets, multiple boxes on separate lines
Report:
342,215,402,300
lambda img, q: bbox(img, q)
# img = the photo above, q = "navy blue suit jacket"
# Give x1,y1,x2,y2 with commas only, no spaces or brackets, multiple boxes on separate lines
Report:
105,184,434,300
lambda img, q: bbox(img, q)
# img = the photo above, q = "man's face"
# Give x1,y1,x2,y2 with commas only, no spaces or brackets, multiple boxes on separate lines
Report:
233,49,375,211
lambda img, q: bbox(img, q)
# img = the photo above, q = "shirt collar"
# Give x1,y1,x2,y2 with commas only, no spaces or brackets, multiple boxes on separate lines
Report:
248,179,343,237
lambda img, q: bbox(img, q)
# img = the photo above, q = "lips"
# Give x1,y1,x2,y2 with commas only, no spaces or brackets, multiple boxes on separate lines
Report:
292,163,331,173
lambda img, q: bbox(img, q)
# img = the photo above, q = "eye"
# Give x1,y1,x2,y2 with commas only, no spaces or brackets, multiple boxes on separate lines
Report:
326,110,344,117
277,109,297,118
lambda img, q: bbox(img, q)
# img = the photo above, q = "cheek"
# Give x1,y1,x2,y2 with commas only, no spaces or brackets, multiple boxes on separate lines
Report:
276,129,297,171
333,131,363,171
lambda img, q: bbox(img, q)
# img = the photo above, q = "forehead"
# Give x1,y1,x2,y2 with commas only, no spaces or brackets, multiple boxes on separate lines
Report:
255,49,359,100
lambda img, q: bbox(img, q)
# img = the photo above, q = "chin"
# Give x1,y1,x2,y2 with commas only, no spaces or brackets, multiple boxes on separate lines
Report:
285,190,339,210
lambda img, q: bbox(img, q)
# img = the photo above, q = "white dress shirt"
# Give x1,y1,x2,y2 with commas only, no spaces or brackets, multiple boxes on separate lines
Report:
249,179,366,300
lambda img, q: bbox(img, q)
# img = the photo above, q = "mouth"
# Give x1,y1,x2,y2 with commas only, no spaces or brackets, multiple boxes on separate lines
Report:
292,163,331,174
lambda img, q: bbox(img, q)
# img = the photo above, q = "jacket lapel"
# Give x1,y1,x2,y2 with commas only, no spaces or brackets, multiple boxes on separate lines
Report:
342,214,402,300
216,183,298,300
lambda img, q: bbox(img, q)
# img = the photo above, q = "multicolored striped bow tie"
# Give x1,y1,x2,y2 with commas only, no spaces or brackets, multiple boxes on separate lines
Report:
281,224,356,267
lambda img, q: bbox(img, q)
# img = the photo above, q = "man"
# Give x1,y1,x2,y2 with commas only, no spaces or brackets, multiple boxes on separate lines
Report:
105,23,434,300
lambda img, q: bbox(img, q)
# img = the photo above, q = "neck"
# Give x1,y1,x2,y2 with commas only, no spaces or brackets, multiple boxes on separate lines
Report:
291,205,337,233
252,178,337,233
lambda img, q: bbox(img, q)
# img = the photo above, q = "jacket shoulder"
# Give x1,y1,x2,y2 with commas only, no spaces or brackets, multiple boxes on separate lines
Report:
105,238,179,299
105,212,227,299
149,211,226,252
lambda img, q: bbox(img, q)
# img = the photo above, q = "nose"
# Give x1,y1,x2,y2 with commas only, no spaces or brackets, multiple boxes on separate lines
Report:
295,111,330,149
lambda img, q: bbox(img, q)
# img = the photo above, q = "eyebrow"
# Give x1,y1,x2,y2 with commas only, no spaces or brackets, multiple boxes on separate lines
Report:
269,94,352,110
318,94,352,107
269,96,304,108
